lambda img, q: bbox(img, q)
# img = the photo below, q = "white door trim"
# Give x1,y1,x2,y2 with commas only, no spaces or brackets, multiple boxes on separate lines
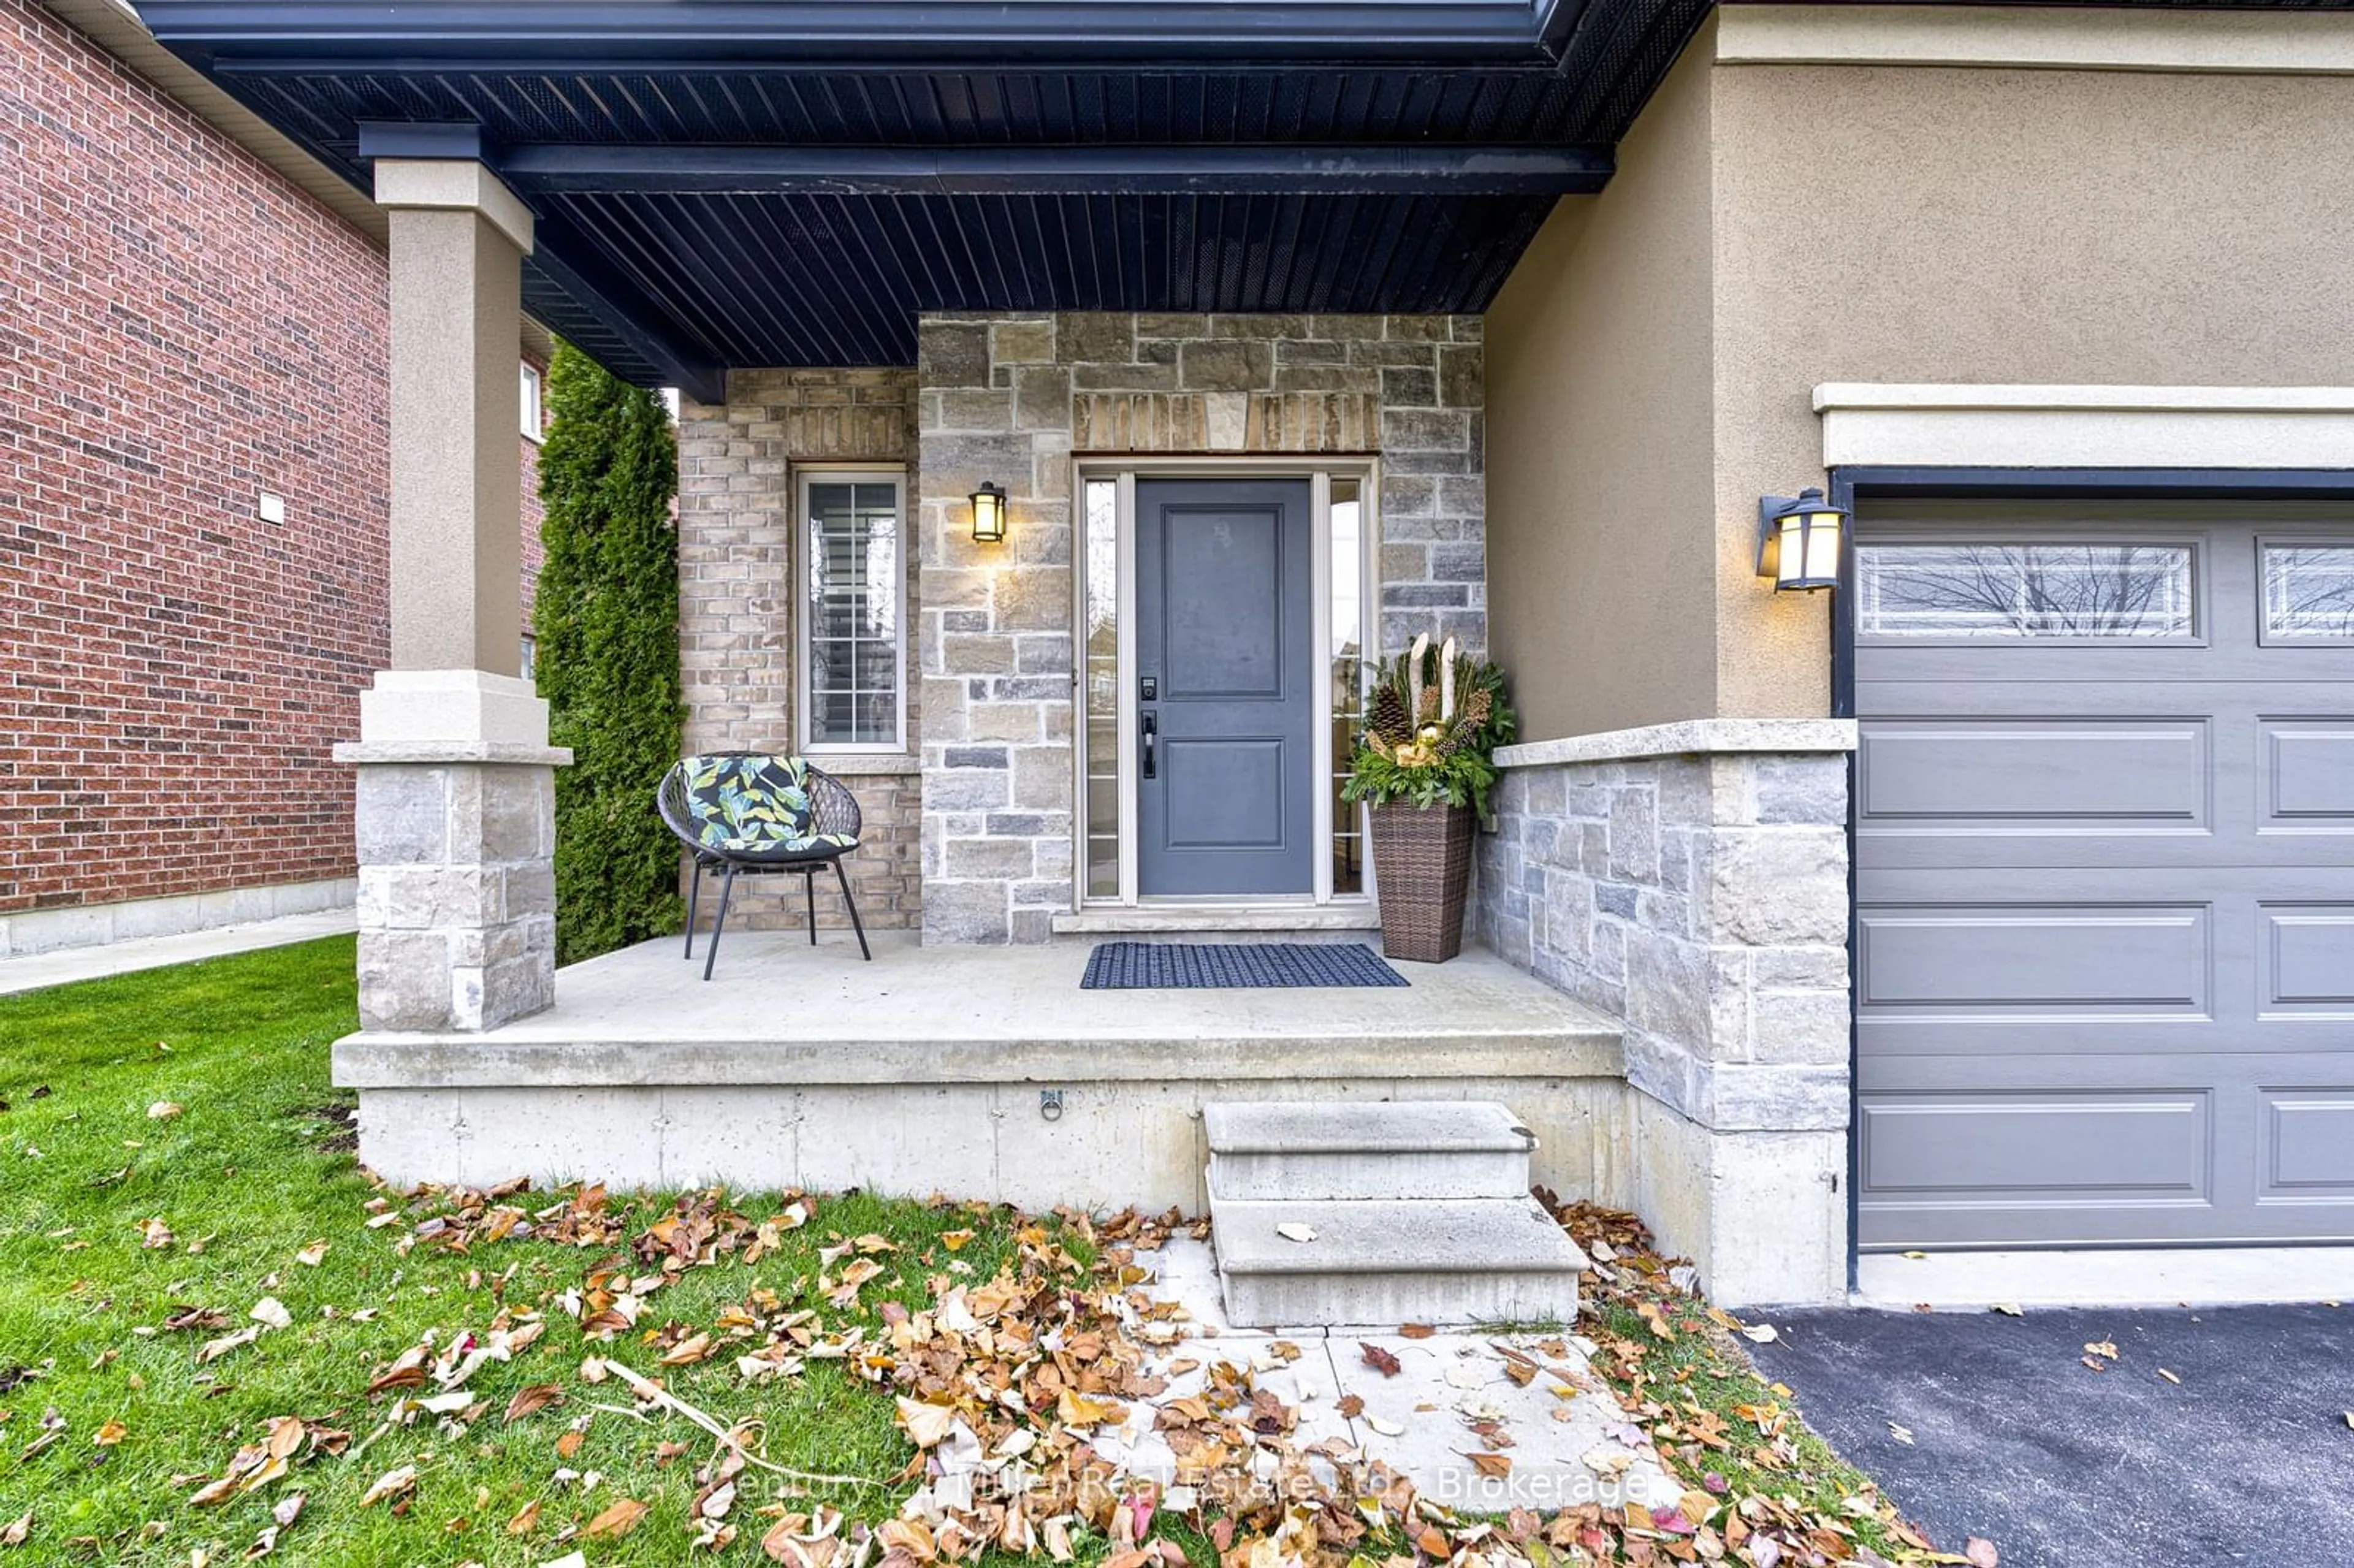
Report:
1071,455,1378,914
1815,383,2354,470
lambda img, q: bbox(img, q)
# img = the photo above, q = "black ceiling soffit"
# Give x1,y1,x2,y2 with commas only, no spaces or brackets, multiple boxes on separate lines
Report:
140,0,2348,387
134,0,1731,386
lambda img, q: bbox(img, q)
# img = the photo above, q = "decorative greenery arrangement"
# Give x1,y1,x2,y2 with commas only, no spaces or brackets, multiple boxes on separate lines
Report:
535,340,685,963
1340,631,1518,815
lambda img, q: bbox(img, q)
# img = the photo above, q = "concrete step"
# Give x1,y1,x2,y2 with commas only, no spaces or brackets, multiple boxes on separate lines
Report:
1205,1099,1537,1201
1211,1195,1587,1328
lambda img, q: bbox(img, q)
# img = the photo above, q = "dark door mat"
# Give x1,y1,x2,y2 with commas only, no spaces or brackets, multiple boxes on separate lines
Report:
1080,941,1409,989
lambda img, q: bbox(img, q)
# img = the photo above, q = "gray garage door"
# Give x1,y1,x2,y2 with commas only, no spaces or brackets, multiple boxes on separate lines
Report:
1855,501,2354,1250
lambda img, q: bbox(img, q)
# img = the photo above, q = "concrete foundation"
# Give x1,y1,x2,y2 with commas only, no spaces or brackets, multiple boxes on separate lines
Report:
1626,1089,1846,1307
0,876,354,959
336,931,1632,1210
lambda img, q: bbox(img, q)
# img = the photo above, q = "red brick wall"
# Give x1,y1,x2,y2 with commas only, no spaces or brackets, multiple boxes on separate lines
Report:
0,0,538,919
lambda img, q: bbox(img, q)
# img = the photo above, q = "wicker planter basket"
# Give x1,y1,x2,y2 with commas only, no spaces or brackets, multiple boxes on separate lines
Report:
1368,801,1476,964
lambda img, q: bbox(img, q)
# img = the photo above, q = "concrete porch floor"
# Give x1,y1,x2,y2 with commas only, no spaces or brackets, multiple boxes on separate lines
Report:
335,931,1628,1211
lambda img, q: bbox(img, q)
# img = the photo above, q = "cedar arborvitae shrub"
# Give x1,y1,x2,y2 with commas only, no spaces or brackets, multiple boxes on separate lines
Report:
532,341,684,962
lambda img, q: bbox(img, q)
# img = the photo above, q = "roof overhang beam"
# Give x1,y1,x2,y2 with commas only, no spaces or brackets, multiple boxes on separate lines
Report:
145,0,1561,67
489,142,1614,199
524,238,727,405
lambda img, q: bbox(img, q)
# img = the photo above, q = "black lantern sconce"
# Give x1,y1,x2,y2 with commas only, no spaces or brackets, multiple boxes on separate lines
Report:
969,482,1008,544
1756,487,1848,592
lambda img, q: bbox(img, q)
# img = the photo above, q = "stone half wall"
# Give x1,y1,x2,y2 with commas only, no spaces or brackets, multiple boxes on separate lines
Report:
915,311,1486,945
676,369,922,931
1475,721,1858,1306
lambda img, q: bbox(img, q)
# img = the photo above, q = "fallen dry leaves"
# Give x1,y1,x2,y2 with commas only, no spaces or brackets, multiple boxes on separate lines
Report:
1544,1194,1959,1567
582,1496,649,1537
189,1417,348,1507
161,1174,1967,1568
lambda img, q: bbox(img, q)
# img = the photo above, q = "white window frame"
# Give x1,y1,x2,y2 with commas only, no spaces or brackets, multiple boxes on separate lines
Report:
519,362,544,443
795,464,910,756
1070,455,1379,911
2257,535,2354,646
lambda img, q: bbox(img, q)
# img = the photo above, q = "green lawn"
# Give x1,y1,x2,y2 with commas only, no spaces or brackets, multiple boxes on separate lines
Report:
0,938,1940,1567
0,938,1059,1564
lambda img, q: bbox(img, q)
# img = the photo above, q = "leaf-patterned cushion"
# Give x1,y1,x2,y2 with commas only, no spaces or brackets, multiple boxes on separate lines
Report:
682,755,858,856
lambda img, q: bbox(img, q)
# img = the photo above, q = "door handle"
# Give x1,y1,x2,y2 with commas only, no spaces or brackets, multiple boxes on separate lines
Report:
1141,711,1157,780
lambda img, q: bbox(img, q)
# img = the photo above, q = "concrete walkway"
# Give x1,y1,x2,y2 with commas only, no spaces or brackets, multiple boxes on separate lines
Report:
1110,1236,1678,1515
0,907,356,997
1744,1304,2354,1568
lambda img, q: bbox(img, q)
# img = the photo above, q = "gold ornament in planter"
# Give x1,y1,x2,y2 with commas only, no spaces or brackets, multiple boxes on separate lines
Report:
1341,633,1517,963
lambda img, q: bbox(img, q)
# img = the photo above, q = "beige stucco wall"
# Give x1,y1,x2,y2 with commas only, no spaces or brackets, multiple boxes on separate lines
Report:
1484,32,1719,742
1488,13,2354,733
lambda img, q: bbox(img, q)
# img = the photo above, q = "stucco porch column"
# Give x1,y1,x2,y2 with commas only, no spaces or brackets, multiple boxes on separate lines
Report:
333,158,568,1032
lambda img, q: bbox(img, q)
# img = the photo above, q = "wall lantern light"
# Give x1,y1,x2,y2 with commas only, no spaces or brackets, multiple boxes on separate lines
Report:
969,482,1008,544
1756,486,1848,592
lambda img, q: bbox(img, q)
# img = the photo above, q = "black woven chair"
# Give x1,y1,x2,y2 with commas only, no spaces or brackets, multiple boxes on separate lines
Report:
658,753,872,978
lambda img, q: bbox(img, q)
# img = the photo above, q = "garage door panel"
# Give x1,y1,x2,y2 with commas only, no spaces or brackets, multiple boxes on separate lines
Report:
1862,1016,2354,1060
1859,1091,2210,1201
1855,505,2354,1250
1858,1048,2354,1090
1858,719,2206,827
1860,866,2354,902
2261,1089,2354,1199
1857,1208,2354,1248
1856,835,2354,871
1857,904,2207,1013
2261,905,2354,1014
1859,679,2354,714
2263,720,2354,824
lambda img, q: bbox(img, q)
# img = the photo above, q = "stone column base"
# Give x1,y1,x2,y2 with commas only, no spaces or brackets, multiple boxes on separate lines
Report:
1477,718,1859,1306
341,750,567,1032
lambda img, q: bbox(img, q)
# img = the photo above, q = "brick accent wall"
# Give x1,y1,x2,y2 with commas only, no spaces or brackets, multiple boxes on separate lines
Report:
0,0,545,935
675,369,923,931
0,0,391,917
915,310,1485,944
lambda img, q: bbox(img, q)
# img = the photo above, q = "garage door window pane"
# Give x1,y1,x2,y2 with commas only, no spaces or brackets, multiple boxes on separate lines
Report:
2263,546,2354,639
1858,544,2193,639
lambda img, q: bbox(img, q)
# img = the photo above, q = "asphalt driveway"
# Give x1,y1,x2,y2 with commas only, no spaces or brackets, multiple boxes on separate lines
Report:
1742,1304,2354,1567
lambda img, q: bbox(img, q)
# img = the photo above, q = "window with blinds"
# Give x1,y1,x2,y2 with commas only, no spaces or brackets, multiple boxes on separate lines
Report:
800,473,904,750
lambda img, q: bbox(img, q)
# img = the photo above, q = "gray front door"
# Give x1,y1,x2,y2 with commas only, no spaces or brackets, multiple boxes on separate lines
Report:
1135,478,1315,896
1855,501,2354,1250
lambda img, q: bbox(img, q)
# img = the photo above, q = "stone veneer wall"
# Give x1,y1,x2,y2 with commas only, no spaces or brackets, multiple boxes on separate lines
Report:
354,759,557,1031
676,370,923,931
915,311,1485,945
1476,725,1855,1305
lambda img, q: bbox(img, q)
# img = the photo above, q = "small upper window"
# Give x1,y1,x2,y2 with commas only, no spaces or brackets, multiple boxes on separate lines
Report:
2262,544,2354,642
800,471,905,751
519,362,544,443
1857,542,2195,640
